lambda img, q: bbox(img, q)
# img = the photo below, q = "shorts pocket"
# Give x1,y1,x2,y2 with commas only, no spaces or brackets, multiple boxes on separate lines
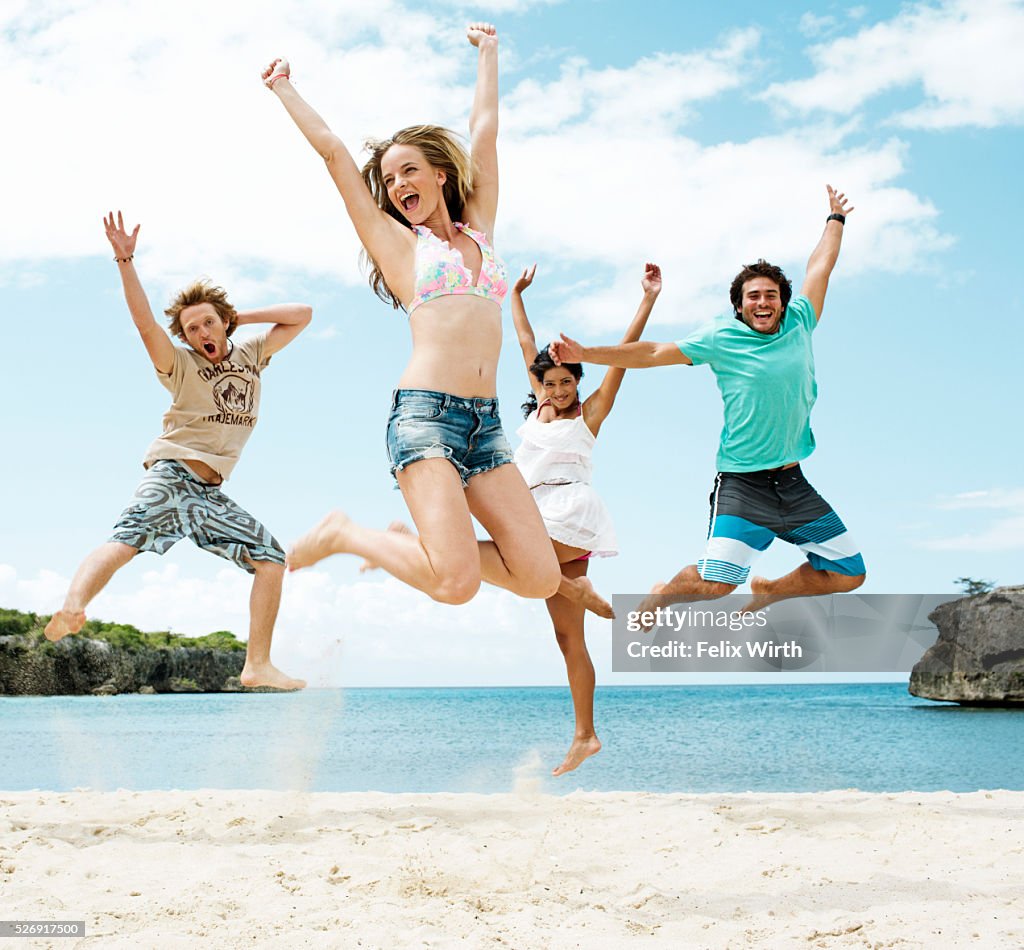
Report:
394,395,444,421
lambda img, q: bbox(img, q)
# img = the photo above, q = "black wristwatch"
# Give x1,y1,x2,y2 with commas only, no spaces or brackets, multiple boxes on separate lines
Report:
827,213,846,225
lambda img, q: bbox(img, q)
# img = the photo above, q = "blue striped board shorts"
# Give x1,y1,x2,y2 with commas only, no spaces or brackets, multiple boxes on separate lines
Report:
109,459,285,574
697,465,866,586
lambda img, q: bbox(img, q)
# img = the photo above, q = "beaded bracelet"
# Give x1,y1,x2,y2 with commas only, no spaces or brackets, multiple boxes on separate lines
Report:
113,255,134,263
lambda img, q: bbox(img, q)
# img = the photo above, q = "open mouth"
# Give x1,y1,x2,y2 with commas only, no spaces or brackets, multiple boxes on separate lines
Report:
203,342,217,356
400,192,420,213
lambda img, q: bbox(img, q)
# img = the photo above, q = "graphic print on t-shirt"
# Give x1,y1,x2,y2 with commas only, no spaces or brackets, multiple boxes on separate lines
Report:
146,336,268,479
196,359,260,428
213,374,254,416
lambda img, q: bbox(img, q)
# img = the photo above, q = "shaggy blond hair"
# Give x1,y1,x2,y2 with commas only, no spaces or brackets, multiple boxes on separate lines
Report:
165,279,238,340
361,125,474,310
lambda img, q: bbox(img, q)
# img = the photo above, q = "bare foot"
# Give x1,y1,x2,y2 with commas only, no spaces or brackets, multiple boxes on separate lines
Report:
240,662,306,690
552,735,602,777
44,609,86,642
558,574,616,618
635,582,670,624
287,510,356,572
359,521,414,573
741,576,774,614
574,577,615,619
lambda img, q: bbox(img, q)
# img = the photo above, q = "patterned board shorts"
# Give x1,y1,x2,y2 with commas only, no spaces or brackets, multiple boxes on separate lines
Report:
385,388,515,487
109,459,285,574
697,465,866,586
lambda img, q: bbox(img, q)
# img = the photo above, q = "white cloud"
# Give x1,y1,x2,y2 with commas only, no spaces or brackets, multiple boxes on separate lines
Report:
0,561,583,687
433,0,563,9
502,29,761,136
918,518,1024,552
919,488,1024,551
798,12,838,37
0,566,69,609
936,488,1024,510
764,0,1024,129
500,123,950,330
0,0,476,292
0,5,954,333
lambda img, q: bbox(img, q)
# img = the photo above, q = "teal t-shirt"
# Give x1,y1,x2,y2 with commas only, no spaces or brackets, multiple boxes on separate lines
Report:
676,294,818,472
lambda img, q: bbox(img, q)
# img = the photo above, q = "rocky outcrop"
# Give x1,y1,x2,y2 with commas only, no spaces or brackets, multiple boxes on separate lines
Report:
0,635,244,696
909,586,1024,706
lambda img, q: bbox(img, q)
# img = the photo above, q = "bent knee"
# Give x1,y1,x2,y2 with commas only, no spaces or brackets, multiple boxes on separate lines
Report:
681,566,735,598
533,565,562,600
506,562,560,600
689,575,735,598
833,571,866,592
432,573,480,606
107,542,140,562
706,581,737,598
250,558,286,576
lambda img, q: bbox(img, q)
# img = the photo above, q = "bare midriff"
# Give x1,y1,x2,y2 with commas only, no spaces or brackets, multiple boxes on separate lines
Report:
182,458,223,485
399,296,503,398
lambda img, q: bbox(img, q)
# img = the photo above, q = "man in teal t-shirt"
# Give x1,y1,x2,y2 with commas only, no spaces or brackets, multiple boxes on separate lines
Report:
678,291,819,473
550,185,865,612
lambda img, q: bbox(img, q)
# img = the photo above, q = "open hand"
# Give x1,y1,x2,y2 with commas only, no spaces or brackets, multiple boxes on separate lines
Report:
826,184,854,217
103,211,139,259
262,58,290,89
513,264,537,295
467,22,497,47
549,333,583,365
642,262,662,295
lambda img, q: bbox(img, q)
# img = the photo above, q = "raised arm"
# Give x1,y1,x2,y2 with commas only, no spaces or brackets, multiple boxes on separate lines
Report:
235,304,313,357
583,263,662,435
462,23,499,237
801,184,854,321
261,59,405,261
551,335,690,370
510,264,542,392
103,211,174,375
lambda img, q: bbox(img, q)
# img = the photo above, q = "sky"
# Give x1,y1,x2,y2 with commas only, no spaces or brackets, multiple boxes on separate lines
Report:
2,0,1022,688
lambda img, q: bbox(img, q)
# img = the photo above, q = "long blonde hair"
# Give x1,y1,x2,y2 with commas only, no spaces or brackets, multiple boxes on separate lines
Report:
361,125,473,310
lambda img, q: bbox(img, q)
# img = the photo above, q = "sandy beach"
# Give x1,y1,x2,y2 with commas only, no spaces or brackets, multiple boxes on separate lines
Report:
1,789,1022,948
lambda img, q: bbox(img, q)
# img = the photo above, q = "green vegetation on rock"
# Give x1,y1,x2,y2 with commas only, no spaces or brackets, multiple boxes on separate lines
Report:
0,607,245,652
955,577,996,597
0,608,39,637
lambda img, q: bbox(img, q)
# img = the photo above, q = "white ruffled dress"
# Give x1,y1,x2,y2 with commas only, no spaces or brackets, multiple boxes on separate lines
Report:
514,407,618,557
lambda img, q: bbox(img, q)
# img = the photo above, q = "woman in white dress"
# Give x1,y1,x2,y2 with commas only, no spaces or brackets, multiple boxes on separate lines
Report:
512,263,661,776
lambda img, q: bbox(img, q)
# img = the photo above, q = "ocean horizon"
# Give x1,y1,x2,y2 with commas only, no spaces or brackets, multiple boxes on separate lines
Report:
1,683,1020,795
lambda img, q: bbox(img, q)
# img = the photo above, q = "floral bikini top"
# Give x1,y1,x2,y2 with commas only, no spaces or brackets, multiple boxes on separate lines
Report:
407,222,509,315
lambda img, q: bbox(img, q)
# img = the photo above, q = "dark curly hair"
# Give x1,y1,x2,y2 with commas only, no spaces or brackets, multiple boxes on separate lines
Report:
729,259,792,317
521,345,584,417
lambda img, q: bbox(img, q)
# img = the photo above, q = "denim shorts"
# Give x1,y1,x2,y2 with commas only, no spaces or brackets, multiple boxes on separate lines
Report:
386,389,515,486
109,459,285,573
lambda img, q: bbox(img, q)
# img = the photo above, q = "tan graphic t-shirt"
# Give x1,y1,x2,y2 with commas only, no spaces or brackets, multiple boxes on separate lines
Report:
143,334,270,481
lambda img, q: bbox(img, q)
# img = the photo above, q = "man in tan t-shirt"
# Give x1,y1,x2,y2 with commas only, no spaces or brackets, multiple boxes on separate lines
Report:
45,212,311,691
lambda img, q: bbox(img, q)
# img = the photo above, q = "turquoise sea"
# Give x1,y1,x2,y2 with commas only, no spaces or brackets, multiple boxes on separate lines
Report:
0,684,1020,794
